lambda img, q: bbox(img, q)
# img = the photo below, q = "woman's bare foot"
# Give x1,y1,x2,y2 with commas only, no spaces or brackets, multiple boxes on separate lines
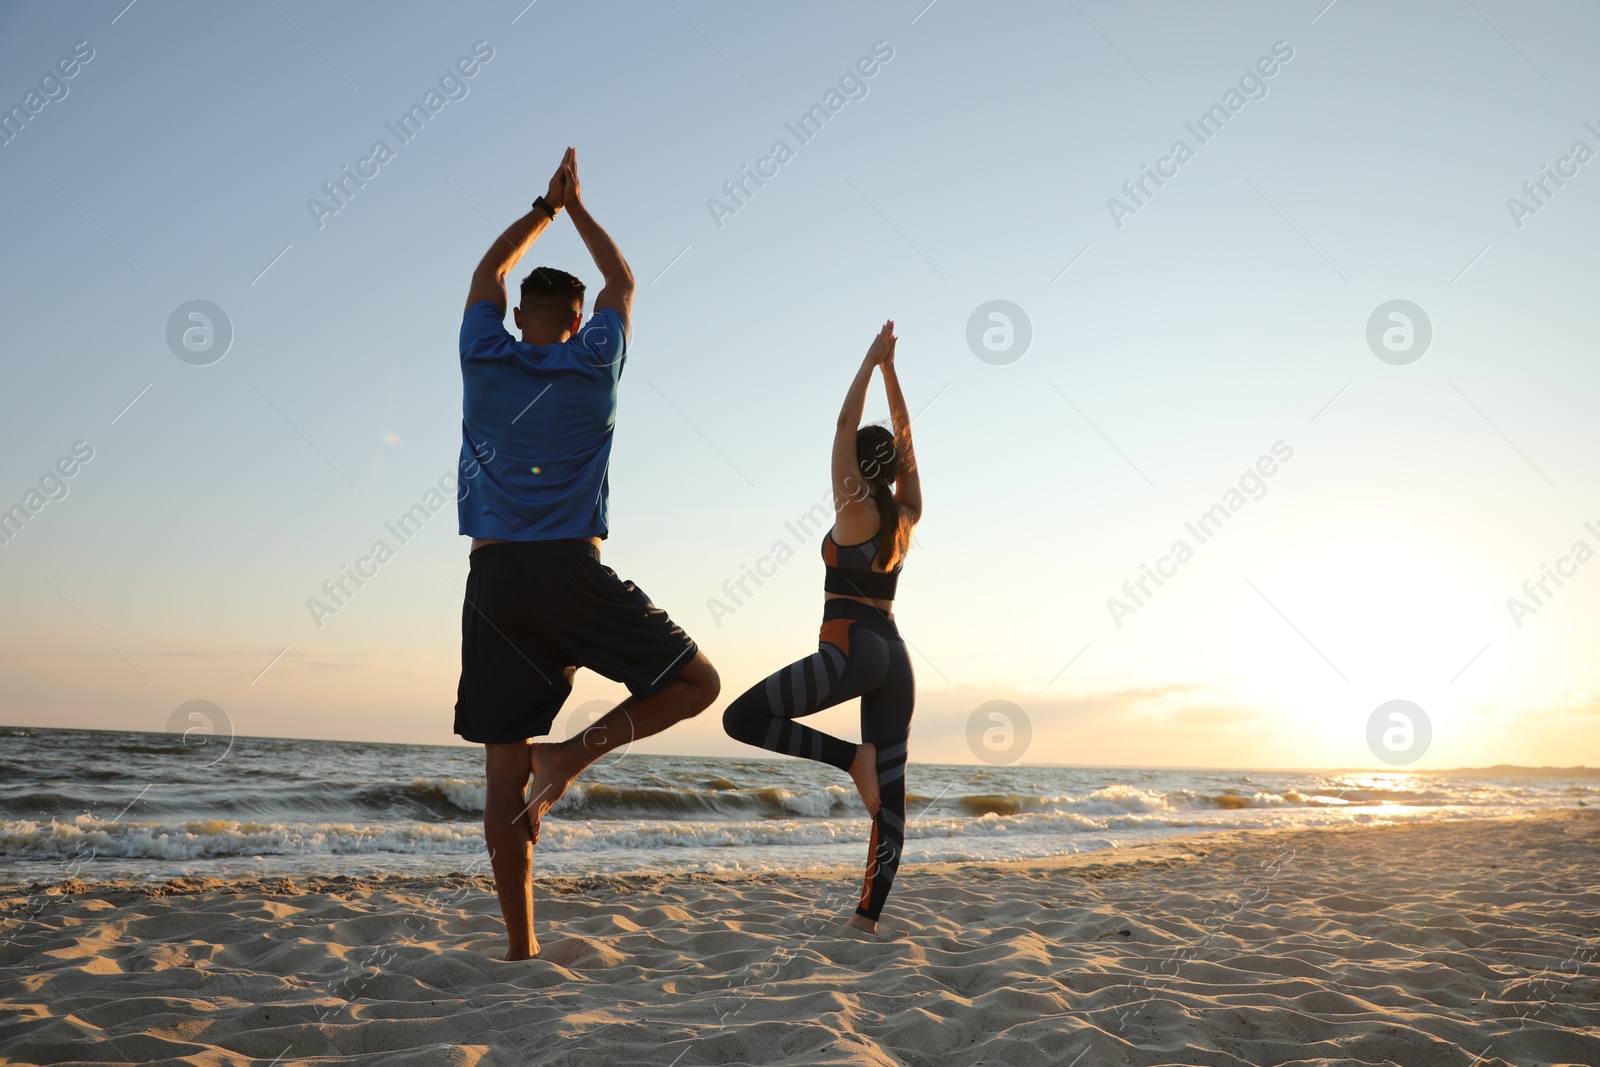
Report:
847,743,880,815
846,914,877,934
526,743,575,844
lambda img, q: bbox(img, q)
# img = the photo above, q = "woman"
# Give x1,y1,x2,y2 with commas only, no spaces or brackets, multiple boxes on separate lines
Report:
723,320,921,933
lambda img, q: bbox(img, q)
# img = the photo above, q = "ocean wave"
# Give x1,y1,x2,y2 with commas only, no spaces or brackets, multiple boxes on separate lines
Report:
0,808,1160,862
954,784,1349,818
0,815,485,861
114,743,205,756
410,777,855,821
0,774,1558,830
1318,787,1466,805
0,807,1257,863
0,798,1561,869
0,813,888,862
426,779,1277,822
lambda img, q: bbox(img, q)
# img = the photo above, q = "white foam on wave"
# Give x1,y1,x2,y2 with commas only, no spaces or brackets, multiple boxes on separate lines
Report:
0,804,1324,864
1068,784,1174,814
401,774,1564,823
0,815,484,860
0,813,874,861
412,777,853,820
550,817,864,852
776,785,850,817
1,779,1576,870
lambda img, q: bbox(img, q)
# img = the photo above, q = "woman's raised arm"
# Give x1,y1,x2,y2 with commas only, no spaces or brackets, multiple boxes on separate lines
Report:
832,321,895,528
879,337,920,524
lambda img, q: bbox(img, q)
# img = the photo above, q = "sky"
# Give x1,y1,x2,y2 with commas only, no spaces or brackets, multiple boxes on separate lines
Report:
2,0,1598,770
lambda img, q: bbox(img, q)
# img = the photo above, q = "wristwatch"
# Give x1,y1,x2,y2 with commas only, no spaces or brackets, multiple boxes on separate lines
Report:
533,195,557,220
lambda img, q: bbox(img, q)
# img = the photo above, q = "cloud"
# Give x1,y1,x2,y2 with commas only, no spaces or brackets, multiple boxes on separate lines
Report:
1101,682,1210,703
904,681,1258,740
137,643,373,674
1166,703,1262,725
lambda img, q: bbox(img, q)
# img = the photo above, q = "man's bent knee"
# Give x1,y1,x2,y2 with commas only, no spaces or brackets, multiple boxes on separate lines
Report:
675,653,720,715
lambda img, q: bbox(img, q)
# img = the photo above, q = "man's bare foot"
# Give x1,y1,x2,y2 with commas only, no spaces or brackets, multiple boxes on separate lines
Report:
526,743,575,844
502,937,540,962
848,743,880,815
846,914,877,934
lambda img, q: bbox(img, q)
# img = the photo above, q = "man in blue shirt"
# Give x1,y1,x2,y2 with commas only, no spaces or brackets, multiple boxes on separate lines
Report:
454,148,720,960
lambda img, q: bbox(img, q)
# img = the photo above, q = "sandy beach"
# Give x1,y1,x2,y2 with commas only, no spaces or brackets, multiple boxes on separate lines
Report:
2,811,1596,1066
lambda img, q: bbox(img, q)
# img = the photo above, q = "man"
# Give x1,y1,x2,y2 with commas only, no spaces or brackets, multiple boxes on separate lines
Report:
454,148,720,960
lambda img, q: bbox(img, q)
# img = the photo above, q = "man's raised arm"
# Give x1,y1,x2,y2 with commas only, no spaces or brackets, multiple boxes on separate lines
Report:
559,151,635,336
464,148,573,314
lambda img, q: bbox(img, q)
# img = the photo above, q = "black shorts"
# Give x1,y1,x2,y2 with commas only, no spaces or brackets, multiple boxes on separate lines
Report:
453,539,698,745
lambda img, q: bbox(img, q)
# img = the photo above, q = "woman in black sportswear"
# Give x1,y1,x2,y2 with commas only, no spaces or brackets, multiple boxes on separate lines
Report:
723,320,921,933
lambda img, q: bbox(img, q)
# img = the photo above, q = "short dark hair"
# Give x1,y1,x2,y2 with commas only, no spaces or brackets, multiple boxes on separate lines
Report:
519,267,585,315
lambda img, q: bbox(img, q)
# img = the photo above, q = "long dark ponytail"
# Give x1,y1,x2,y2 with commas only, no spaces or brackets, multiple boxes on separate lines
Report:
856,424,908,571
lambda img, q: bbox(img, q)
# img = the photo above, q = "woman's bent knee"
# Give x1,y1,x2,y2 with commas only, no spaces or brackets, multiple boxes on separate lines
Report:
723,685,772,743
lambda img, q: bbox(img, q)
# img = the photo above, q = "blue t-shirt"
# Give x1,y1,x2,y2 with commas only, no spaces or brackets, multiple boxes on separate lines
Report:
457,301,627,540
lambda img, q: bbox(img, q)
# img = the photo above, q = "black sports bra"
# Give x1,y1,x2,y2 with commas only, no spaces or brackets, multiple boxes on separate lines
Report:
822,529,901,601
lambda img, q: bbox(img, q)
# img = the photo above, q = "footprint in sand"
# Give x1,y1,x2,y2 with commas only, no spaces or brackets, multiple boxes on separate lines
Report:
539,937,627,969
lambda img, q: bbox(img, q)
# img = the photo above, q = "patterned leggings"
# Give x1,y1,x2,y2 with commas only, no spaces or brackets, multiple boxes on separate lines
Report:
722,598,915,921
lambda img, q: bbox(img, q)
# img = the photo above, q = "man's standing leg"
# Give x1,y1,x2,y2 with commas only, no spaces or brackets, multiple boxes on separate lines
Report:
484,742,537,960
457,545,559,962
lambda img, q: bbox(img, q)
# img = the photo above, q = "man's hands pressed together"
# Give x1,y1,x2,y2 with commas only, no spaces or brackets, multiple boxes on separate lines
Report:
465,147,575,313
543,147,574,216
560,149,634,335
557,149,580,208
463,146,631,333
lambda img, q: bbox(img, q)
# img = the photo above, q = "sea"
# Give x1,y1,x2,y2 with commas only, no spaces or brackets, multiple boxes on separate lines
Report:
0,726,1592,886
